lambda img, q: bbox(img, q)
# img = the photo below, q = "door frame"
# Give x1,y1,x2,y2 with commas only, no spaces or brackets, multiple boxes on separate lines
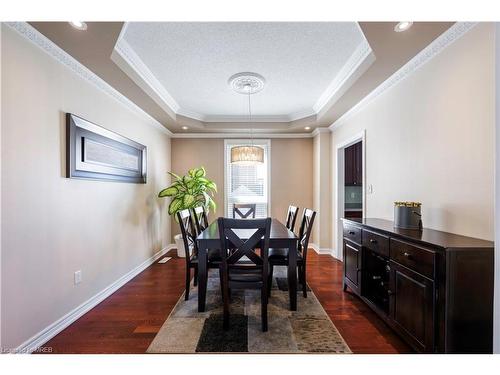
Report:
334,130,366,260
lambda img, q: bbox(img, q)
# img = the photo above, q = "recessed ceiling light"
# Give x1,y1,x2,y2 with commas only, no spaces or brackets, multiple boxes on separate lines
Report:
181,126,188,130
69,21,88,31
394,22,413,32
304,126,311,130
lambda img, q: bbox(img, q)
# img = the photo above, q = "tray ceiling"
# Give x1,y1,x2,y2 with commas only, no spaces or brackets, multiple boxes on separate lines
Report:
112,22,374,123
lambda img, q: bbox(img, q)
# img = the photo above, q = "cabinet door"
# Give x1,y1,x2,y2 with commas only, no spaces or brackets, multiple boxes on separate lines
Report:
344,145,355,186
389,261,435,352
344,241,361,294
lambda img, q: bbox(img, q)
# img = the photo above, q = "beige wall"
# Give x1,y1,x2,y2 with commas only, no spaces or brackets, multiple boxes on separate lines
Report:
270,138,314,224
170,138,225,240
170,138,313,241
312,131,331,249
331,23,495,253
1,26,171,349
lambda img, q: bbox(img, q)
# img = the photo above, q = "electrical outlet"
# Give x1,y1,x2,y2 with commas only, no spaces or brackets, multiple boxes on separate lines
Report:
74,270,82,285
367,184,373,194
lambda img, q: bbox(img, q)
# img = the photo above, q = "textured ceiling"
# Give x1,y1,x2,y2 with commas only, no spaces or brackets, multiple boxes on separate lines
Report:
121,22,367,121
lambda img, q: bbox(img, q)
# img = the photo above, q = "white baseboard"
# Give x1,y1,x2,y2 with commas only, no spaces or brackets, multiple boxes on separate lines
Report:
165,243,176,252
14,246,171,354
310,243,333,256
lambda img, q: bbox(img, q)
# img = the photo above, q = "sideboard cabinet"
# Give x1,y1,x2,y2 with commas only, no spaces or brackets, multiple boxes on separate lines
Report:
342,218,494,353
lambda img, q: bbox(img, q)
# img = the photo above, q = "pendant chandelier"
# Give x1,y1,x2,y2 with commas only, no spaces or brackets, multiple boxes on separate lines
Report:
228,73,265,164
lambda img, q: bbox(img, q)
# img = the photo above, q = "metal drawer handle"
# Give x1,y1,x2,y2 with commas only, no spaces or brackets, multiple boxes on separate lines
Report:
403,252,412,258
369,239,377,244
349,231,356,235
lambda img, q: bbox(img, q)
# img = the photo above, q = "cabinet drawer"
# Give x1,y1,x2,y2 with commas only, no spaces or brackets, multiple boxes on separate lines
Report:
390,239,435,279
343,223,361,245
362,229,389,257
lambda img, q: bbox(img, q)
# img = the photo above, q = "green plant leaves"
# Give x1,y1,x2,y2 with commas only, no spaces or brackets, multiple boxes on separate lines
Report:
207,181,217,193
195,167,206,178
160,166,217,217
158,186,178,197
208,198,217,212
167,171,182,181
183,194,195,207
168,198,183,215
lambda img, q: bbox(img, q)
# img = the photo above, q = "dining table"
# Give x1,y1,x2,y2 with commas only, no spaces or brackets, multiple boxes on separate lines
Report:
196,218,299,312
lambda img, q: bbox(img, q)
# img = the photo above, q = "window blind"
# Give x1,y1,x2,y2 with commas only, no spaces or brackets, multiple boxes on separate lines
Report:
225,140,270,218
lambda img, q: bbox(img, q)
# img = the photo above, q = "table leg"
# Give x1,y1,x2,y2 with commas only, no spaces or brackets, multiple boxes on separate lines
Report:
288,240,297,311
198,244,208,312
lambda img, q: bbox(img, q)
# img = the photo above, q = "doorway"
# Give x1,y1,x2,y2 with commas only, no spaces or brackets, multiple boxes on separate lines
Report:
334,130,366,260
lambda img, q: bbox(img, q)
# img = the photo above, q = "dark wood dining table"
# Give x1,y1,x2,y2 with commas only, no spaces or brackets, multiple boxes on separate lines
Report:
196,218,299,312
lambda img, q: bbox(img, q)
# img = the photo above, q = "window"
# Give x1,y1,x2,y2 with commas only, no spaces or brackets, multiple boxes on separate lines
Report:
224,139,271,218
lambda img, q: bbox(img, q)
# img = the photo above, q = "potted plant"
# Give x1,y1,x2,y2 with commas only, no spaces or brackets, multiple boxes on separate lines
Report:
158,167,217,257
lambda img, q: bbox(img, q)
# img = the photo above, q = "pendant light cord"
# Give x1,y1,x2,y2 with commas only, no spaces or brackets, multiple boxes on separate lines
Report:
248,90,254,146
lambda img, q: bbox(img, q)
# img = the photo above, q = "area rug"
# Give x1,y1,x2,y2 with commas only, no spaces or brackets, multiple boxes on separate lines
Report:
147,267,351,353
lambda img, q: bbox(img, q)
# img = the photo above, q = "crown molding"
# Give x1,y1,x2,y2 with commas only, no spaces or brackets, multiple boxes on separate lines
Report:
5,22,173,137
112,37,180,114
202,114,292,123
288,108,318,122
313,39,374,114
171,132,314,139
311,127,331,137
329,22,478,131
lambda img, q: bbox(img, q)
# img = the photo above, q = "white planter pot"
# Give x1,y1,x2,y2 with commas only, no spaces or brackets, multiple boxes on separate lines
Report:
174,234,186,258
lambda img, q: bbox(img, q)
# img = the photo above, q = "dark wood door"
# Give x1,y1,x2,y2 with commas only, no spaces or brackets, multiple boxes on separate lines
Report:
389,261,435,352
344,144,355,186
344,142,362,186
354,142,362,186
344,241,361,294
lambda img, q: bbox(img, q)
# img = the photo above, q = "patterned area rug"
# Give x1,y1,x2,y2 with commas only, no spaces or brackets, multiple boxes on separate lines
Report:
147,267,351,353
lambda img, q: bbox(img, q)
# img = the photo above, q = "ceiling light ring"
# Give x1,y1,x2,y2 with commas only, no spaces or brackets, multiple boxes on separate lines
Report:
228,72,266,95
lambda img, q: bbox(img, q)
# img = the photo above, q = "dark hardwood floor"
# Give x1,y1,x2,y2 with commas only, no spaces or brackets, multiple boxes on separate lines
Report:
40,250,412,354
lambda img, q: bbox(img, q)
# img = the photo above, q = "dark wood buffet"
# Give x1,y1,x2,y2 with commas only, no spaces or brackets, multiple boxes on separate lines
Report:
342,218,494,353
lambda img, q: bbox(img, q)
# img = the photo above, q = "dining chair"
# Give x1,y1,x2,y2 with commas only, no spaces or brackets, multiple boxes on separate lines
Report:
218,217,272,332
177,209,221,300
267,208,316,298
285,205,299,232
192,205,209,235
232,203,256,219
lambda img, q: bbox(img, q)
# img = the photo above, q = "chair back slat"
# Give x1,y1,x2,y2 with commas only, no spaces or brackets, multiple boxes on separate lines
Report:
192,205,209,235
218,218,271,267
297,208,316,261
232,203,256,219
177,209,198,263
285,205,299,232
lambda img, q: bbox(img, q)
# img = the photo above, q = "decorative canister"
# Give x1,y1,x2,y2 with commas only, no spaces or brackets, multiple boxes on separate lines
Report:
394,202,422,230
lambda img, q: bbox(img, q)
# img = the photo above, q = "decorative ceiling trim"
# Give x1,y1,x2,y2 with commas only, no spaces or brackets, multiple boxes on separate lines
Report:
5,22,172,136
311,127,331,137
171,132,315,139
201,114,294,123
113,23,373,124
313,39,374,114
287,108,318,122
112,37,180,114
329,22,478,131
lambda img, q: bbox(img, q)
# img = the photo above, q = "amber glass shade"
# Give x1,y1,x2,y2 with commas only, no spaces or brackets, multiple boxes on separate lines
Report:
230,145,264,163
